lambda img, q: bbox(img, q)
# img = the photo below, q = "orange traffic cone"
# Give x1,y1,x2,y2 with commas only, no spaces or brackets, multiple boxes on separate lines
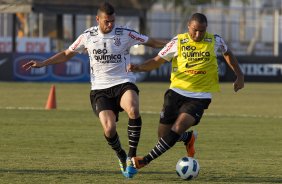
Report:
45,85,56,110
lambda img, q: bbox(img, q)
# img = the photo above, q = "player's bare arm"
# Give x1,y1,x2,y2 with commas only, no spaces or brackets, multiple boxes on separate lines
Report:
127,55,166,72
143,38,167,48
223,49,244,92
22,49,77,71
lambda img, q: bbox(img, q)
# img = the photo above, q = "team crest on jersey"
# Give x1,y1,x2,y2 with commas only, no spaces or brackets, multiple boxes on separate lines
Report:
115,28,123,35
113,36,121,46
180,38,189,44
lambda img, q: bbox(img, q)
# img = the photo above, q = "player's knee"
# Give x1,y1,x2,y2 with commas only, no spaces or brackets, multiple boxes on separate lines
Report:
104,129,116,138
103,124,116,137
127,106,140,119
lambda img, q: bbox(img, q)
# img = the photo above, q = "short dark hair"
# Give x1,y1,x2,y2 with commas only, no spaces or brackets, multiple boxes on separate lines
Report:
97,2,115,15
189,13,208,25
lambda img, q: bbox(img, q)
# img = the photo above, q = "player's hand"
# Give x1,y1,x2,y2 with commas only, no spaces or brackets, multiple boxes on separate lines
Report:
127,63,139,72
22,60,43,71
233,76,244,92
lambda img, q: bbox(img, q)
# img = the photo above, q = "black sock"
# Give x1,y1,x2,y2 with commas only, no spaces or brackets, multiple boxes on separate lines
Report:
128,117,142,157
104,133,126,161
144,130,180,163
178,131,192,143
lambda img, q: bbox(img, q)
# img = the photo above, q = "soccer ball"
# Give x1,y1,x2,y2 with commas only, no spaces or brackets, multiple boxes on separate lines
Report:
176,156,200,180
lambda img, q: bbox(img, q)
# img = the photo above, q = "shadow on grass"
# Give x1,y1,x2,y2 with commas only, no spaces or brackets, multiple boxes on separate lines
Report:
197,175,282,183
0,168,171,175
0,168,118,175
1,169,281,183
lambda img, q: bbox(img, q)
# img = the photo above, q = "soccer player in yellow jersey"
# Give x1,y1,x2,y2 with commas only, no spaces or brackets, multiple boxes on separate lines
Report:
127,13,244,169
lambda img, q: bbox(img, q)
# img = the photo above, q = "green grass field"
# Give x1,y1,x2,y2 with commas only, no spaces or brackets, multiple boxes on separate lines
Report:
0,82,281,184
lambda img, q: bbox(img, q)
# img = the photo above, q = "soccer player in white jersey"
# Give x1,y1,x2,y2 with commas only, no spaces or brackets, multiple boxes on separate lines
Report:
22,2,166,178
127,13,244,170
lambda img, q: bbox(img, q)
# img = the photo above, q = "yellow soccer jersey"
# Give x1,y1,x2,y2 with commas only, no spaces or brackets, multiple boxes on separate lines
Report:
159,32,228,93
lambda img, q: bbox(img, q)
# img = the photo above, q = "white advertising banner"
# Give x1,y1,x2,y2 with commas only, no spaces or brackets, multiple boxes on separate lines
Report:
0,37,50,53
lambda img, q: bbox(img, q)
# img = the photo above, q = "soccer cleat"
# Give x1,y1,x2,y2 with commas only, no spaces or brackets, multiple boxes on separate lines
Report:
131,157,148,169
118,158,127,177
125,157,138,178
117,149,128,177
185,130,198,157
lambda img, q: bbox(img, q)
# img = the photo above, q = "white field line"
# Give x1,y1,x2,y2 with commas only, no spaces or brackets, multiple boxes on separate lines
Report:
1,107,282,119
1,106,45,110
140,111,282,119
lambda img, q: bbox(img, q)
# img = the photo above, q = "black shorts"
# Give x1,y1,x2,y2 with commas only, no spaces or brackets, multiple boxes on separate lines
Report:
159,89,211,125
90,82,139,122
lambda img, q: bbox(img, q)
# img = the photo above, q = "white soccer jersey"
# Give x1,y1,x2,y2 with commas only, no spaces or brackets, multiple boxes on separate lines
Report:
158,34,228,99
69,25,149,90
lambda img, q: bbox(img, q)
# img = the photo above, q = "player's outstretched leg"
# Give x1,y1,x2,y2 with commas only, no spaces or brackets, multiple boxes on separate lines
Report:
132,130,180,170
131,156,148,169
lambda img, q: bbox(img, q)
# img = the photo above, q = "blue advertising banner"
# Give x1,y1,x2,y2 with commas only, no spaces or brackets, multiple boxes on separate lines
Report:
13,53,90,82
10,53,282,82
0,53,13,81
